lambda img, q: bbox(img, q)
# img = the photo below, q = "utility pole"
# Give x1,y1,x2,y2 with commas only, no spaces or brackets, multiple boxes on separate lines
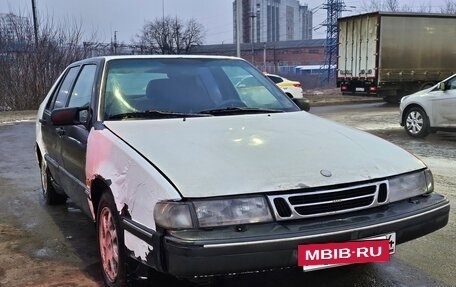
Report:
322,0,346,83
250,11,256,63
113,30,118,54
236,0,241,57
263,43,266,72
31,0,39,48
162,0,167,54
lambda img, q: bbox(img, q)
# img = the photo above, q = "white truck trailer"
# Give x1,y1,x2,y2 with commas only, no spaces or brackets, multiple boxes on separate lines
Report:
337,12,456,102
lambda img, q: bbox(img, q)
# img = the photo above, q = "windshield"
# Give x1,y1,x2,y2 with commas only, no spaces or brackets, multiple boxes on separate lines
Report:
102,58,298,120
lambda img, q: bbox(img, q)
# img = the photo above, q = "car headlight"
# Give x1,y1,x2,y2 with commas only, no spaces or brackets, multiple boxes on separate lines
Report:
388,169,434,202
194,196,273,228
154,202,194,229
154,196,273,229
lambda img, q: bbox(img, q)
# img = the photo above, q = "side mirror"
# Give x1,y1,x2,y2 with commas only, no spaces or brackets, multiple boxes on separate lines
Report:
439,82,446,91
51,107,89,126
292,98,310,112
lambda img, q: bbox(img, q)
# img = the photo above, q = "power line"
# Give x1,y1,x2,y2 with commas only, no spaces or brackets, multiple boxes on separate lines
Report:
321,0,353,83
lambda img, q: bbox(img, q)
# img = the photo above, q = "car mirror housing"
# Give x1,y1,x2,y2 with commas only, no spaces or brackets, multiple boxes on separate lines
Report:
51,107,88,126
292,98,310,111
439,82,446,91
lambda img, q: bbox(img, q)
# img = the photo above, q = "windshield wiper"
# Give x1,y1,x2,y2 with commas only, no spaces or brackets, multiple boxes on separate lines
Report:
107,110,211,120
199,107,283,116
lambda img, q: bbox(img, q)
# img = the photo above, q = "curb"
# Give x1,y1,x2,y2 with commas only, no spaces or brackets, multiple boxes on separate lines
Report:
310,99,384,107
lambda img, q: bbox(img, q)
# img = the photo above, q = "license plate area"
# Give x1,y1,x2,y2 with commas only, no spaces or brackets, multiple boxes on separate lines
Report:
356,87,365,92
300,232,396,272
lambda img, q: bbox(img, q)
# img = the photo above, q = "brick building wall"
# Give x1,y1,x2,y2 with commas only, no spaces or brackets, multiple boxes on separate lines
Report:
191,39,325,73
191,39,332,88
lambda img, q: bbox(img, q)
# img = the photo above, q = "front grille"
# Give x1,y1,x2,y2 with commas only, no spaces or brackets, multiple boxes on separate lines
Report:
268,180,389,221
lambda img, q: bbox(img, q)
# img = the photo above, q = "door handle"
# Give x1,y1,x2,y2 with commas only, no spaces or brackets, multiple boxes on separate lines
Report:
56,127,65,136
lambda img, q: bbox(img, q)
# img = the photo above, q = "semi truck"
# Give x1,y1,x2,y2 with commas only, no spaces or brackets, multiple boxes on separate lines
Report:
336,12,456,102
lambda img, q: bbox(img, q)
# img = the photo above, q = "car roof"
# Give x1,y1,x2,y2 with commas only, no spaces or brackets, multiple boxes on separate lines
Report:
93,54,239,62
265,73,281,78
70,54,244,67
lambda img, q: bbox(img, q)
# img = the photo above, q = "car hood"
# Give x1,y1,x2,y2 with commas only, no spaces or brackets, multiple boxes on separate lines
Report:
402,87,435,103
104,112,425,198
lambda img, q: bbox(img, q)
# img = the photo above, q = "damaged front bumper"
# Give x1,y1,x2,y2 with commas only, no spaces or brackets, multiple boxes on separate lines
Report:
126,194,450,278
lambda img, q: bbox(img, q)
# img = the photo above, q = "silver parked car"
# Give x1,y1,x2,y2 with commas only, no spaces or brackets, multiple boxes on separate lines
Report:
400,74,456,138
35,55,449,286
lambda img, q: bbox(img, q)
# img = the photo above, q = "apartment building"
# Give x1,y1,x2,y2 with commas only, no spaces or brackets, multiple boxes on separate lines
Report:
233,0,313,43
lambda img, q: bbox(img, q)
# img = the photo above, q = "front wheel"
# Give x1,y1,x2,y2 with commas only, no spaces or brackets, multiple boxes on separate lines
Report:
97,192,127,287
404,107,430,138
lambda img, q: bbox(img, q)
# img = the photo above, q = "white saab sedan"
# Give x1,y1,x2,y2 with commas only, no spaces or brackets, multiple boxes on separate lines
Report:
35,55,449,286
400,74,456,138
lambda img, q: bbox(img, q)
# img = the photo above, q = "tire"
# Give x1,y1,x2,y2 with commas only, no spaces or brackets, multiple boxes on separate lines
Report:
40,159,66,205
404,107,430,138
97,192,127,287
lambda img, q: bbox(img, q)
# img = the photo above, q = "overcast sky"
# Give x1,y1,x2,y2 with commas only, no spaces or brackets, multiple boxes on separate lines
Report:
0,0,449,44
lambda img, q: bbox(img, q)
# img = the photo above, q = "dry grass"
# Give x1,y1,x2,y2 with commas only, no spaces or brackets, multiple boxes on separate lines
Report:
0,110,37,123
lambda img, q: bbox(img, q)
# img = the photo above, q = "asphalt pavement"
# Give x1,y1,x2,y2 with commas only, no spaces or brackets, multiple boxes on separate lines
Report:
0,103,454,286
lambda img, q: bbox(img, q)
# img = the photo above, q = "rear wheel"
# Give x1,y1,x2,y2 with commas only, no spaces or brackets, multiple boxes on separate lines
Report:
40,159,66,205
404,107,430,138
97,192,127,287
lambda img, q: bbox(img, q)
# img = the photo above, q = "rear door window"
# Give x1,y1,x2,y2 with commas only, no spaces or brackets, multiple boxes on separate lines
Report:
67,65,97,108
268,75,283,84
51,67,80,110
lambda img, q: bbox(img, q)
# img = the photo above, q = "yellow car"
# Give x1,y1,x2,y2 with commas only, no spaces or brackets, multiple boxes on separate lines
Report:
265,73,309,111
265,73,304,99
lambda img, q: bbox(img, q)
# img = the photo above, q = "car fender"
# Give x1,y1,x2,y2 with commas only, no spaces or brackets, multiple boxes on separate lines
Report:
85,125,182,262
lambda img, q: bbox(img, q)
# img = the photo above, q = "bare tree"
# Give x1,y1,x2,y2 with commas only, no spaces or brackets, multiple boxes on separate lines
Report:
416,3,433,13
385,0,399,12
181,19,205,54
0,12,97,110
360,0,388,12
441,0,456,13
360,0,432,12
136,16,205,55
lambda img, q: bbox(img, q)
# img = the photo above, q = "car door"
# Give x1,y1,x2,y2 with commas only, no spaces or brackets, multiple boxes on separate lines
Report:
40,66,80,187
432,76,456,127
59,64,98,215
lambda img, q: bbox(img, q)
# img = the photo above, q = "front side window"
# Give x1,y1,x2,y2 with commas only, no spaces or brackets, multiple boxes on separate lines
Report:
102,58,298,120
446,76,456,90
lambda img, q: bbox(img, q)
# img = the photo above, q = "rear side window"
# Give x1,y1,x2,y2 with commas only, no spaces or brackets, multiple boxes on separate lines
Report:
51,67,79,110
267,75,283,84
68,65,97,108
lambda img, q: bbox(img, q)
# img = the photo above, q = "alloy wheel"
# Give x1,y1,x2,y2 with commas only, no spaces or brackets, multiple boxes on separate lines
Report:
406,110,424,135
98,206,120,283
